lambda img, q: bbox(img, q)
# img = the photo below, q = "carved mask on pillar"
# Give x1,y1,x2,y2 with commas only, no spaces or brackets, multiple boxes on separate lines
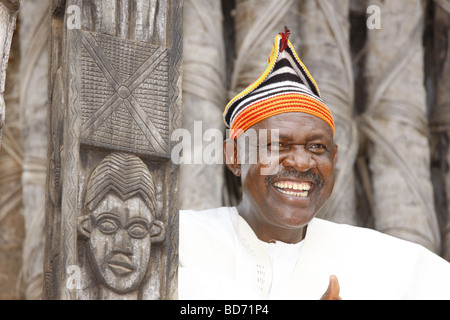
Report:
78,152,164,295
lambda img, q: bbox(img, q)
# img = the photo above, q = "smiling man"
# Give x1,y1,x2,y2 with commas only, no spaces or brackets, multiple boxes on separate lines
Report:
178,28,450,300
232,112,337,245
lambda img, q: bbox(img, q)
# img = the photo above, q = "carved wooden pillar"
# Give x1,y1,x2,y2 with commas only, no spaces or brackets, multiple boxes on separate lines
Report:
0,0,19,149
360,0,439,252
0,0,22,300
297,0,359,226
18,0,50,299
180,0,226,210
431,0,450,259
44,0,182,300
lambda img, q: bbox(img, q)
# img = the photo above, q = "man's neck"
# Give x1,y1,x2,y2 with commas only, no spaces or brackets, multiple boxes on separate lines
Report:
236,203,308,244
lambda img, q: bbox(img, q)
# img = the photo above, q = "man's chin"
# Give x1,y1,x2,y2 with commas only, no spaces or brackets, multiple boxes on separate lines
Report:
273,209,316,229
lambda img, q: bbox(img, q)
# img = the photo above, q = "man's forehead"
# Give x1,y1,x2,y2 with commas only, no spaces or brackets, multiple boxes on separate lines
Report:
251,113,334,137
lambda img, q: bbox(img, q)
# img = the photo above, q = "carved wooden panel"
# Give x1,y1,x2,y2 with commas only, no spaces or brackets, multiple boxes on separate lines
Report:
79,31,171,157
44,0,182,300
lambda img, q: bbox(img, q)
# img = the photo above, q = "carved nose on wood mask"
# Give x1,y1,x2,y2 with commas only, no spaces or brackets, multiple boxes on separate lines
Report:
117,85,131,99
114,229,133,254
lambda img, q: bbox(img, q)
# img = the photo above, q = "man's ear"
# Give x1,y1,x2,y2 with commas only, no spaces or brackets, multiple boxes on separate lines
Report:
223,139,241,177
333,143,338,168
150,220,165,243
77,215,92,239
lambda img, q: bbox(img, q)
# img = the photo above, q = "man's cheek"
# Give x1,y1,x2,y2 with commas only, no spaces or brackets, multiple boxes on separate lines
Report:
259,154,281,176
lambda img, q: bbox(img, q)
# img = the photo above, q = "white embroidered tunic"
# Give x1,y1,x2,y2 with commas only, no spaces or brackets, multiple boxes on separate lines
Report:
178,207,450,300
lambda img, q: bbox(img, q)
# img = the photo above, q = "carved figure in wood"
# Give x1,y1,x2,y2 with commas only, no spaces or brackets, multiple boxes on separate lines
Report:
44,0,181,300
77,152,165,299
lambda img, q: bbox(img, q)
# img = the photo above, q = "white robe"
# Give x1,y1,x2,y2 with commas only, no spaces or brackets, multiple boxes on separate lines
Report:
179,207,450,300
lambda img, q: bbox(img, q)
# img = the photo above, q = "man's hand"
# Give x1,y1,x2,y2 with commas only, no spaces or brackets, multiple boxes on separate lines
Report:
320,275,342,300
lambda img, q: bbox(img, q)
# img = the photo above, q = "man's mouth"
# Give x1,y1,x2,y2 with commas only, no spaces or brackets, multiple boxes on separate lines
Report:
273,181,312,198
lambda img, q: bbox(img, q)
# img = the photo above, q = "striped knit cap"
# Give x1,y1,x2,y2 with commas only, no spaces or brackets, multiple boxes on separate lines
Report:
223,27,335,139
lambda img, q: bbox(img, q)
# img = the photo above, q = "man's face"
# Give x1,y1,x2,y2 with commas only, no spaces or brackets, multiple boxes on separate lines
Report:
231,112,338,240
87,193,153,293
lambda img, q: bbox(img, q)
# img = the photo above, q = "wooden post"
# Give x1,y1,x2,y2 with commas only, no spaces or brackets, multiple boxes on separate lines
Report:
0,0,21,300
430,0,450,259
44,0,182,300
360,0,440,252
0,0,19,149
180,0,226,210
297,0,359,226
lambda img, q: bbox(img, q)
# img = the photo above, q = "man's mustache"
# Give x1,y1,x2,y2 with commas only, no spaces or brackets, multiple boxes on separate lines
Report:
265,170,323,188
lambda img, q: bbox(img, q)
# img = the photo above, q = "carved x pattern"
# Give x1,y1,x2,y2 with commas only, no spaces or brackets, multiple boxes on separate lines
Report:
80,31,169,154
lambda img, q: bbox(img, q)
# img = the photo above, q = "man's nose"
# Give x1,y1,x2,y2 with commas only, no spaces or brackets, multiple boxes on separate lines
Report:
282,146,316,172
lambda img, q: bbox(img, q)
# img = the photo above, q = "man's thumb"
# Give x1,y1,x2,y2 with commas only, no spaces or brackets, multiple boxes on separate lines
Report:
320,275,341,300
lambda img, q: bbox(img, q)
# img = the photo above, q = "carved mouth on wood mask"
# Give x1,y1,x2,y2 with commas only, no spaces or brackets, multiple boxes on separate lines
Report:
107,252,137,276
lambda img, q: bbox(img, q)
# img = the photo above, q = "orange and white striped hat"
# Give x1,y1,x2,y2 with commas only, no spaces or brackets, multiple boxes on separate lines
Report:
223,27,334,139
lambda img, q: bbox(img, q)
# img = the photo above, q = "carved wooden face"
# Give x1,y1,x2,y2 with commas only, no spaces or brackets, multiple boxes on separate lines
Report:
86,193,154,293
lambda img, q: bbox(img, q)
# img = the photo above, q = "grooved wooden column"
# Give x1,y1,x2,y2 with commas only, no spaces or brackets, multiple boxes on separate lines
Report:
297,0,359,226
361,0,439,252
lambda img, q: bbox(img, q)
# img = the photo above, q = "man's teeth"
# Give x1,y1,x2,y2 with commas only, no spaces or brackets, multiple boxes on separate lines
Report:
273,182,311,197
273,182,311,190
279,190,309,197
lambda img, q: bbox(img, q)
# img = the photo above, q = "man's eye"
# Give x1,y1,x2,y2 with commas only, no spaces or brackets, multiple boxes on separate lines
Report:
268,142,284,150
98,220,118,234
270,142,280,147
309,144,327,153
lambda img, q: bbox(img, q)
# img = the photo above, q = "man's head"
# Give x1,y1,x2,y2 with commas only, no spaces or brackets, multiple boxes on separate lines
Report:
78,152,165,293
223,28,338,243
